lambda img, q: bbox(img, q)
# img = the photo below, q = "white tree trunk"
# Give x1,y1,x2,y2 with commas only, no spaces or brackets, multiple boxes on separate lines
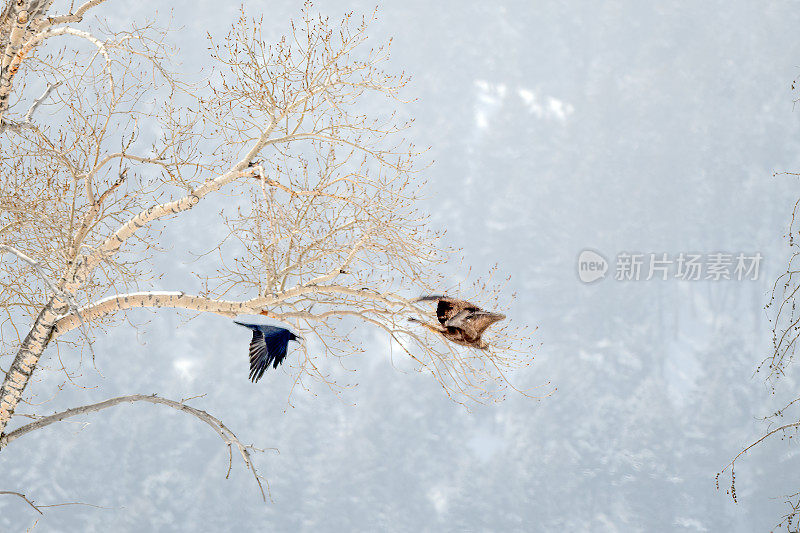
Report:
0,299,66,435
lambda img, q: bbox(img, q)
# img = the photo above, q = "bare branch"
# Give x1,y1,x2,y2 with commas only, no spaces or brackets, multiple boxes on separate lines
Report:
1,393,271,502
80,166,261,282
28,26,114,93
0,490,43,514
22,80,61,123
47,0,109,25
719,421,800,478
0,245,71,304
52,285,425,335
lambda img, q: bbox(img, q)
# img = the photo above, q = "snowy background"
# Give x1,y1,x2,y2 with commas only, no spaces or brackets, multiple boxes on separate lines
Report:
3,0,800,531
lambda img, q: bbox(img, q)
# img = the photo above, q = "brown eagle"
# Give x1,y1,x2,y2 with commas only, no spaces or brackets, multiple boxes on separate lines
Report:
410,295,506,349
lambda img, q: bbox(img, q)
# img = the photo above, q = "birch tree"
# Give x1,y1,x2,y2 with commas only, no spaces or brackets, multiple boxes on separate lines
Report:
0,0,534,503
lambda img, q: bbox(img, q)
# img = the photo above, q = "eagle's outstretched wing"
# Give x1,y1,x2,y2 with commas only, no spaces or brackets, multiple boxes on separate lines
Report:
414,296,506,348
446,310,506,341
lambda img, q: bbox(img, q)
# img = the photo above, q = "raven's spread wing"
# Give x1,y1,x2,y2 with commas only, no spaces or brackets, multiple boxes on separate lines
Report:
436,297,480,325
247,326,290,382
247,329,270,382
262,326,290,370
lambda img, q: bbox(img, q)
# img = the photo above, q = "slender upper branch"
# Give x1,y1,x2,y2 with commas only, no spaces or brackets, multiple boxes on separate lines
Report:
719,420,800,477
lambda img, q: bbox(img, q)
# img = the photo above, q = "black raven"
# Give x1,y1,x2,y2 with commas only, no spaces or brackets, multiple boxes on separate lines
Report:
234,321,301,382
411,296,506,349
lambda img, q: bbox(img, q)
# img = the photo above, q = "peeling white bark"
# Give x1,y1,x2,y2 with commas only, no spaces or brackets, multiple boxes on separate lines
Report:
0,300,65,432
0,2,30,120
51,285,420,337
0,0,110,122
1,2,28,70
53,292,259,334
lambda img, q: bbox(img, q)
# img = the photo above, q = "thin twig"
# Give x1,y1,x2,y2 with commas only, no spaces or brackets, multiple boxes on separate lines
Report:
0,491,43,515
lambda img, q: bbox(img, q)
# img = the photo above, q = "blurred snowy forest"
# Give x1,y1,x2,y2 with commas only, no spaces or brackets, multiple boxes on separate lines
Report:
3,1,800,531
